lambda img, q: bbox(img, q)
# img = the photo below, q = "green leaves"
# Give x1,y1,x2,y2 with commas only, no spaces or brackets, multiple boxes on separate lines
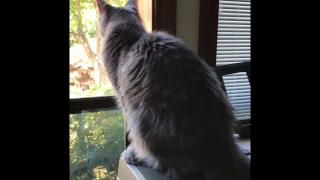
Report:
69,0,96,45
70,0,129,47
70,110,125,179
106,0,128,7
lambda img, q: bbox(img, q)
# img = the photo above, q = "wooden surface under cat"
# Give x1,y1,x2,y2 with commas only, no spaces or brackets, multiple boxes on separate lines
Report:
117,137,250,180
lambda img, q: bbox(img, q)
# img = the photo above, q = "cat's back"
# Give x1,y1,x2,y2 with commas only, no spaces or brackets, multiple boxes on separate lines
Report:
119,30,236,155
127,31,187,62
118,30,228,116
119,31,214,100
120,30,212,82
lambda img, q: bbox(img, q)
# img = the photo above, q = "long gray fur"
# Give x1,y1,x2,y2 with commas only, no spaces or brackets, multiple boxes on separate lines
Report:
96,0,250,179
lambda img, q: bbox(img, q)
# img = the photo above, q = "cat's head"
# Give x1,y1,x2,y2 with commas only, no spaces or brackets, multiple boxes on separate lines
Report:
96,0,141,36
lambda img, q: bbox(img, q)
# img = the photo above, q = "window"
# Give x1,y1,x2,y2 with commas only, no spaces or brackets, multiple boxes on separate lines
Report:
70,110,125,179
216,0,251,120
69,0,128,179
70,0,130,99
69,0,249,179
70,0,176,178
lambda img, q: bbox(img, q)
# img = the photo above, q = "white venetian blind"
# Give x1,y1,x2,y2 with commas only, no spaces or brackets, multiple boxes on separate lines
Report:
216,0,251,120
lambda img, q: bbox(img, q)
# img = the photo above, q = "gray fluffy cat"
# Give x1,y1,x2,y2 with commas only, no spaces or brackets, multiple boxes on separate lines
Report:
96,0,250,179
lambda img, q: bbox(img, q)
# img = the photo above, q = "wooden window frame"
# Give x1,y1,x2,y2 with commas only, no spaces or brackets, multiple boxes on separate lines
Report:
198,0,220,68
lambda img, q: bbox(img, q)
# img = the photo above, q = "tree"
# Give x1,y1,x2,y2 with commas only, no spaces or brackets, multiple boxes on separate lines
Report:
70,0,102,85
70,110,125,180
69,0,128,86
69,0,126,96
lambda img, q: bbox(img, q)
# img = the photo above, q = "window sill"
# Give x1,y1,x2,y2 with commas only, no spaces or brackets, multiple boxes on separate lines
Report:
117,137,251,180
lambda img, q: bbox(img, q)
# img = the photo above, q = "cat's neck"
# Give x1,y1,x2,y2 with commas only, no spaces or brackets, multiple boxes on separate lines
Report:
101,21,146,88
104,21,146,52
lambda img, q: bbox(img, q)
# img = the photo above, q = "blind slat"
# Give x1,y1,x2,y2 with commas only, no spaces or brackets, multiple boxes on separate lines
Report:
230,100,250,104
226,82,250,85
220,5,250,10
222,0,250,2
224,78,249,80
237,113,251,117
234,110,250,114
218,28,250,32
219,16,250,21
233,105,250,110
224,75,249,78
220,9,250,13
237,114,251,117
218,20,250,25
218,24,250,28
216,62,249,65
217,54,250,58
217,50,250,55
223,82,250,87
219,13,250,17
237,116,250,120
228,96,250,101
227,93,250,97
218,39,250,43
218,32,250,35
226,90,250,94
218,36,250,40
217,47,250,51
220,1,250,6
217,43,250,47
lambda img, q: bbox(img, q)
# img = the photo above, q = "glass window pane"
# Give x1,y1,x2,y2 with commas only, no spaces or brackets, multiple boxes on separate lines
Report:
70,110,125,179
222,72,251,120
217,0,251,121
70,0,129,99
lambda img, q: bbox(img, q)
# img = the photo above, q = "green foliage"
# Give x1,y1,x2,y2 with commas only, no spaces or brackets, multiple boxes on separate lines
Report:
69,0,128,47
70,0,96,46
87,84,115,97
106,0,128,7
70,84,115,98
70,110,125,180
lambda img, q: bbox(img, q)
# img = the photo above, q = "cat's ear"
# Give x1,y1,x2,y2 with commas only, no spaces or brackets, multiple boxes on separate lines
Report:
96,0,107,14
125,0,138,12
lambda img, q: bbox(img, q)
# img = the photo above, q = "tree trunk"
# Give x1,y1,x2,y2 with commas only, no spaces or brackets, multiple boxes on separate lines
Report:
70,0,109,88
93,0,107,85
73,0,106,86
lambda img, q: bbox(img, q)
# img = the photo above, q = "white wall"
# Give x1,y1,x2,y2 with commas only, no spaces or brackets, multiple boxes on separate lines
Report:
176,0,200,53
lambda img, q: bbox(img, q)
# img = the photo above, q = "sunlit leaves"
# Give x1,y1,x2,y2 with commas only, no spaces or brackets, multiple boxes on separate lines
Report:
70,0,129,46
107,0,128,7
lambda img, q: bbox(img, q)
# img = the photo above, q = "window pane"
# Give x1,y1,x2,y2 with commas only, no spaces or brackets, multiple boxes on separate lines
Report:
70,0,129,99
70,110,125,180
217,0,251,121
222,72,251,120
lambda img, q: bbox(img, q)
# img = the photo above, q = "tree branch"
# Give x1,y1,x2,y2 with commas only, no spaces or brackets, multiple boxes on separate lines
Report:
73,0,97,61
70,9,78,19
70,32,82,43
76,0,83,31
70,32,80,37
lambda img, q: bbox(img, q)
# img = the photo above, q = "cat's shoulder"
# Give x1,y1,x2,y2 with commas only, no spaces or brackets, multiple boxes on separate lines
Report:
134,31,184,53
